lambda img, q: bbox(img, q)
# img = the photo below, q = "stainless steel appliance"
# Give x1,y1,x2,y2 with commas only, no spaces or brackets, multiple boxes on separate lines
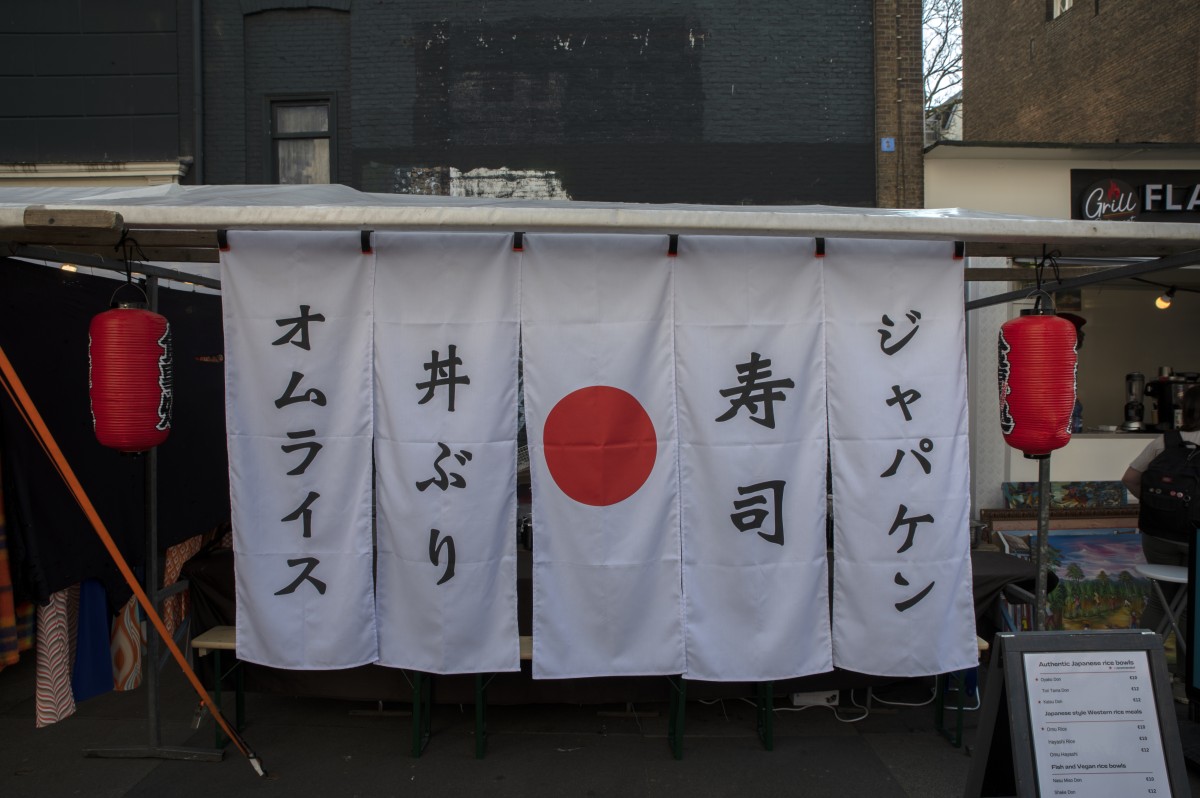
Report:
1122,371,1145,431
1144,368,1200,430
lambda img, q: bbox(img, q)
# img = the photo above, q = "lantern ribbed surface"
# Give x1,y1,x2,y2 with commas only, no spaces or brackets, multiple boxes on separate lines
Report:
997,313,1077,457
89,307,173,452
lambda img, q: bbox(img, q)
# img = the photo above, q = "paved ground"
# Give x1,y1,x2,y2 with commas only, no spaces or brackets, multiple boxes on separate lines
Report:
2,651,1199,797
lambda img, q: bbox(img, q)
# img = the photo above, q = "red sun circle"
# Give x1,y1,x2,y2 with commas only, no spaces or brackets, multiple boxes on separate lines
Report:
543,386,657,507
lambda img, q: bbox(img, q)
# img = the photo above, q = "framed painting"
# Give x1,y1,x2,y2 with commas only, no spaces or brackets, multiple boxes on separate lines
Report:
981,509,1149,634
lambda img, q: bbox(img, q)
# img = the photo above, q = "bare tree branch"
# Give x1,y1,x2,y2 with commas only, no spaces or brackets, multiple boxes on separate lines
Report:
923,0,963,109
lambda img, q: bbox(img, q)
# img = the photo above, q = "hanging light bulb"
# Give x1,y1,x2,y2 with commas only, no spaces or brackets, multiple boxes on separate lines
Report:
1155,287,1176,309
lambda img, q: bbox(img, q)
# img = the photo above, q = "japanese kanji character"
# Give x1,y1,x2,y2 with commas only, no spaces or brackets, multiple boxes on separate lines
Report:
272,305,326,350
887,503,934,553
155,327,173,430
416,443,473,492
998,333,1015,434
729,479,786,546
715,352,795,430
878,310,922,356
275,371,327,408
429,528,456,585
880,438,934,477
281,429,323,476
416,344,470,412
886,384,922,422
894,572,934,612
281,491,320,538
274,557,327,596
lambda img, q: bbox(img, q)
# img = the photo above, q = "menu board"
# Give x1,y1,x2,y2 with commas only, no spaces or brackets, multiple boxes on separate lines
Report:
966,630,1188,798
1023,650,1169,797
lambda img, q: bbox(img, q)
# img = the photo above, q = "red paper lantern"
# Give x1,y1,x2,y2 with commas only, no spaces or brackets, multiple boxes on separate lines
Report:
89,303,173,452
997,310,1077,457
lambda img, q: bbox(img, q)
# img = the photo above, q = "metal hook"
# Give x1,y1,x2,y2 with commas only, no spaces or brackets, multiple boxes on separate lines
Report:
1022,287,1057,314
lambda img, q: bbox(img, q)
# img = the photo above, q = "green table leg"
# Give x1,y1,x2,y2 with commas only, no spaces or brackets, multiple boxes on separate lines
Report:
410,671,432,758
213,650,224,749
756,681,774,751
235,657,245,733
475,674,488,759
209,650,244,748
934,671,967,747
667,675,686,760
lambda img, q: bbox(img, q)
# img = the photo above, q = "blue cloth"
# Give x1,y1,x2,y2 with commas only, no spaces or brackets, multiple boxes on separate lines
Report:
71,579,114,702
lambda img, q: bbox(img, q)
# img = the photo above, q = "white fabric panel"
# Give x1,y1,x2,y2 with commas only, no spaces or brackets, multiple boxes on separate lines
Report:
221,230,377,669
522,233,684,678
826,238,976,677
374,232,520,673
676,235,832,681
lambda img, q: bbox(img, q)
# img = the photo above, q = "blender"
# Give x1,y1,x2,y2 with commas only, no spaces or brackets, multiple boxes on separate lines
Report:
1122,371,1145,431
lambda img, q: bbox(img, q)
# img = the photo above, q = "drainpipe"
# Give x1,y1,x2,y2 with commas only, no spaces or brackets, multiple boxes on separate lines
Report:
192,0,204,184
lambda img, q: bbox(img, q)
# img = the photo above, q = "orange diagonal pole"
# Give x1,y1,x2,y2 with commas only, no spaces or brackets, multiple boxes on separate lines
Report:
0,342,264,776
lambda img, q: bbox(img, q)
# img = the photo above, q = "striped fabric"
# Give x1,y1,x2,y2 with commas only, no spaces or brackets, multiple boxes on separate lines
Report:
35,587,78,728
15,602,33,654
110,596,143,691
161,534,203,637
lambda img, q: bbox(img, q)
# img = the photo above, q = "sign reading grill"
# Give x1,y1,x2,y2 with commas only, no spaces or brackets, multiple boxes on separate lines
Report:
1072,169,1200,224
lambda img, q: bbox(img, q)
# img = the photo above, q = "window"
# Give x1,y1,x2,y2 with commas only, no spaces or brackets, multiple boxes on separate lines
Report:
1052,0,1074,18
270,99,333,184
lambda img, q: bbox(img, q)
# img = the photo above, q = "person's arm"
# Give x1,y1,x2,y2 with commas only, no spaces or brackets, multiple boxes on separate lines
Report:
1124,435,1167,500
1121,466,1142,499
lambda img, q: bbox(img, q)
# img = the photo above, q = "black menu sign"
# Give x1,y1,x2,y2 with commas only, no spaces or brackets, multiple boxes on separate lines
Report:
967,630,1188,797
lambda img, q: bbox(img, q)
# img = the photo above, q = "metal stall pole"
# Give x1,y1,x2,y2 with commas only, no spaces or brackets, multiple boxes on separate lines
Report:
1034,456,1052,631
84,275,221,762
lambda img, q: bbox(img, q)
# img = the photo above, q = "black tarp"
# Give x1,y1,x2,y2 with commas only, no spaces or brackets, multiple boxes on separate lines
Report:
0,257,229,610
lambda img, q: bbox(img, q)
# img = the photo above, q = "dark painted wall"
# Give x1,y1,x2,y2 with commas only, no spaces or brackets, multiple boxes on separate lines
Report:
0,1,181,163
196,1,876,205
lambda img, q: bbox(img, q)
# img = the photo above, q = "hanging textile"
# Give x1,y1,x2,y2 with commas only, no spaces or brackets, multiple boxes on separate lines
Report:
161,533,204,637
220,231,377,669
15,602,32,656
374,233,520,674
110,595,143,691
71,578,113,702
523,234,684,678
35,586,77,728
676,236,832,681
826,239,976,677
0,457,17,670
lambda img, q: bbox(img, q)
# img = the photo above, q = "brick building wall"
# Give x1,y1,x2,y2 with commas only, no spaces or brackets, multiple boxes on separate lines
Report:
0,1,181,163
187,1,914,207
965,0,1200,143
873,0,925,208
243,9,352,184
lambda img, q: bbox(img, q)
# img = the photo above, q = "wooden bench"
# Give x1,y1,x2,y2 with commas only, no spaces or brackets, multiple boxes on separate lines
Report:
191,627,768,761
191,625,434,757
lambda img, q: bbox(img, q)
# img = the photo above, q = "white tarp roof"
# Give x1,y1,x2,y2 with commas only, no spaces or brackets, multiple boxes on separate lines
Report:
4,183,1200,302
2,183,1200,254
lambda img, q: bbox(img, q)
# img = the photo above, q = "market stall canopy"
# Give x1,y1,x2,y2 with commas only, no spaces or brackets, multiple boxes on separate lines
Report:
4,183,1200,284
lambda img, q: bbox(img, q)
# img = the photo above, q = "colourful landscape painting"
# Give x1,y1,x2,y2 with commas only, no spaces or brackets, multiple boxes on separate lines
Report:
1037,526,1187,666
1027,527,1150,631
1002,480,1129,510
